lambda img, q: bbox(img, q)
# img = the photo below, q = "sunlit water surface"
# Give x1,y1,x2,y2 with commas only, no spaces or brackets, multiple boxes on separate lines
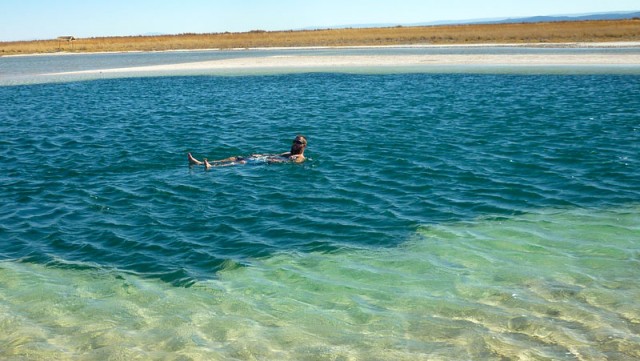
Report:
1,50,639,360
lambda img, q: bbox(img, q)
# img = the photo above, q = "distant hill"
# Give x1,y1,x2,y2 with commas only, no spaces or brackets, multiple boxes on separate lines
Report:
308,11,640,30
475,11,640,25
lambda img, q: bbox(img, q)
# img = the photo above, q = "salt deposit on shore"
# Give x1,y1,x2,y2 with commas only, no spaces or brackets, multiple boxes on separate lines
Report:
0,42,633,84
48,52,640,76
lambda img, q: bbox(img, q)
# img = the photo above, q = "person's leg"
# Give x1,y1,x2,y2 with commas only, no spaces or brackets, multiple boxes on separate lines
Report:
189,153,248,169
213,156,242,163
188,153,204,165
189,153,240,166
205,158,248,169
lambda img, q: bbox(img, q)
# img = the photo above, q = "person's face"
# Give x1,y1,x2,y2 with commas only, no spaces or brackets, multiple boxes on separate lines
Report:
291,137,306,153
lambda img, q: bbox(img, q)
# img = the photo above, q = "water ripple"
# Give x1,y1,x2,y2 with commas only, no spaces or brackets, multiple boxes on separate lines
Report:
1,73,639,284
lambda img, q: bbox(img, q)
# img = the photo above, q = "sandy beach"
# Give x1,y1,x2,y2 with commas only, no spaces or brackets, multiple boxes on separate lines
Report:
42,42,640,77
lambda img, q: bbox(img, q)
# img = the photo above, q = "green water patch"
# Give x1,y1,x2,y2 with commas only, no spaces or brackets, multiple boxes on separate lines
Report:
1,206,639,360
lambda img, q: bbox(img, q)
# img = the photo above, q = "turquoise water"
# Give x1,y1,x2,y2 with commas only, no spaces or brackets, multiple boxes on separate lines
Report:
1,51,640,359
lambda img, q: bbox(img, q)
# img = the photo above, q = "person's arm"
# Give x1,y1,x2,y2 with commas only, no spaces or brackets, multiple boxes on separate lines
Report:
265,152,303,163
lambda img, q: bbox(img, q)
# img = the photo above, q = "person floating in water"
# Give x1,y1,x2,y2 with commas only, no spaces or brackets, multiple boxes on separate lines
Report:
188,135,307,170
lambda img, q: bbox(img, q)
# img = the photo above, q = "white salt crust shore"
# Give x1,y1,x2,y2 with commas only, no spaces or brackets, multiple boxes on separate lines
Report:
36,42,640,76
47,53,640,76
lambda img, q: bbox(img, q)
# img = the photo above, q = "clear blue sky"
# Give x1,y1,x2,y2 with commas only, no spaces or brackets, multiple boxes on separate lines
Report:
1,0,638,41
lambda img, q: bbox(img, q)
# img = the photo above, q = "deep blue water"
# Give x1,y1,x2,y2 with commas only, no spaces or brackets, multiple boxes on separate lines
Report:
1,60,640,359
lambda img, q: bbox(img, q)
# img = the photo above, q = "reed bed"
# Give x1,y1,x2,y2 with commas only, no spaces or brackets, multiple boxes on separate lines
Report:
1,19,639,56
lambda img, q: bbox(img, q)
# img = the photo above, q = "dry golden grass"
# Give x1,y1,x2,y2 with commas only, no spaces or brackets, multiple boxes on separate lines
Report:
1,19,639,56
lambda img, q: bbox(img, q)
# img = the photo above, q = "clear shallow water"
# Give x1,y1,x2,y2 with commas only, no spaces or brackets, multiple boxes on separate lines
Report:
1,207,638,360
1,59,640,359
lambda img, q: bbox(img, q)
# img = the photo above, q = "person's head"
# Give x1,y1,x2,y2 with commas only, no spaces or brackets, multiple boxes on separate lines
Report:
290,135,307,155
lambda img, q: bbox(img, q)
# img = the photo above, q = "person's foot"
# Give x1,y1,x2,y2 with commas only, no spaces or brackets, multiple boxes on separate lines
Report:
188,153,203,166
204,158,212,170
